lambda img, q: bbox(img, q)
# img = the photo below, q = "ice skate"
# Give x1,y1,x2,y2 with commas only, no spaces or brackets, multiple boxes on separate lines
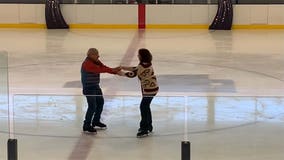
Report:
138,126,153,133
83,126,97,134
92,122,107,130
137,130,150,138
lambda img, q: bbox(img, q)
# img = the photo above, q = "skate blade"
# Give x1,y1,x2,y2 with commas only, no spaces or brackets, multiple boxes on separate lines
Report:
137,134,149,138
94,127,107,130
82,131,97,135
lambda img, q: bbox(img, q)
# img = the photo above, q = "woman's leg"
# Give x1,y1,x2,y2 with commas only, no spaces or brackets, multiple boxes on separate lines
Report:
139,96,154,131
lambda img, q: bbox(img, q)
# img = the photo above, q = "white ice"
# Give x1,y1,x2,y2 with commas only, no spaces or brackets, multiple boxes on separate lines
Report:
1,29,284,160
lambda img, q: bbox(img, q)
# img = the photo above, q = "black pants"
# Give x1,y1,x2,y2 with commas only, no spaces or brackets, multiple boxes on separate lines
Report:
83,88,104,127
139,96,154,131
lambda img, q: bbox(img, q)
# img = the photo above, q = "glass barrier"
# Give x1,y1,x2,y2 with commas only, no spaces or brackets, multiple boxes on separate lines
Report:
0,51,8,160
7,94,284,160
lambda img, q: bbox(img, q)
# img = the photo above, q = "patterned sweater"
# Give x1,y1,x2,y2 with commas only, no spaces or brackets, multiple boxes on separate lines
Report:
125,63,159,96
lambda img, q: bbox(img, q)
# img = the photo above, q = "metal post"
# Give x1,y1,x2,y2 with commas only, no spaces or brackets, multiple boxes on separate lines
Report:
7,139,18,160
182,96,190,160
8,59,17,160
7,50,18,160
181,141,191,160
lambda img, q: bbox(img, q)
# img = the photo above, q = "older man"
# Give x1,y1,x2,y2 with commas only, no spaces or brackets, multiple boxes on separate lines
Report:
81,48,121,133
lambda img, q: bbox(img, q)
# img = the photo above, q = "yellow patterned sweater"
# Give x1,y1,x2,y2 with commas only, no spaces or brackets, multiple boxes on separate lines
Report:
124,63,159,96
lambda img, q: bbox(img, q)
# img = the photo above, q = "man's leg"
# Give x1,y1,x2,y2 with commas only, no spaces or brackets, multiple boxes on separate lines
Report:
93,95,104,123
83,96,97,132
92,89,106,128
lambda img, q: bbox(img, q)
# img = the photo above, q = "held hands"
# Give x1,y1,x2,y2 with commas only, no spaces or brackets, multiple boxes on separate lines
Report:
112,66,122,73
117,71,125,76
113,66,126,76
114,66,126,76
112,66,137,78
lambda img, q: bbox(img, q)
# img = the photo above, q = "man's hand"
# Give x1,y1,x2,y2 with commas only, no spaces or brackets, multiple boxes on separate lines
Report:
112,66,122,73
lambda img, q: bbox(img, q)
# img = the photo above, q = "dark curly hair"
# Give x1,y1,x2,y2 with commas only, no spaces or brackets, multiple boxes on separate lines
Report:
138,48,152,64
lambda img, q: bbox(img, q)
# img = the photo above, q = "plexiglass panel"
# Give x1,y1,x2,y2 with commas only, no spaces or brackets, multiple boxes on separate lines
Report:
0,51,8,160
7,94,284,160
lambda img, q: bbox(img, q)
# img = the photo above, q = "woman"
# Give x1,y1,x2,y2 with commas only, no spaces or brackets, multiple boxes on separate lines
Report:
119,48,159,138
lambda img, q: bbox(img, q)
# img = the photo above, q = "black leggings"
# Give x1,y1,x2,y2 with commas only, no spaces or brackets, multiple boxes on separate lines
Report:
139,96,154,131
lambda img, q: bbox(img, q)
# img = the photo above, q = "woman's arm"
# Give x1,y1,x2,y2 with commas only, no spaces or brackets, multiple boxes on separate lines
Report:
117,70,137,78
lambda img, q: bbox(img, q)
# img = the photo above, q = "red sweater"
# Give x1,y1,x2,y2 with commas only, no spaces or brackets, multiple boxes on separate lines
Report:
82,58,115,74
81,58,115,94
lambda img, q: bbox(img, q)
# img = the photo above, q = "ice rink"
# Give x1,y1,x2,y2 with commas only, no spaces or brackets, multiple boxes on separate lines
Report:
1,29,284,160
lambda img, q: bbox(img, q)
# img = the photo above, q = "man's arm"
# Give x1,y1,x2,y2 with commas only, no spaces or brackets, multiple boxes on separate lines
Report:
83,60,118,74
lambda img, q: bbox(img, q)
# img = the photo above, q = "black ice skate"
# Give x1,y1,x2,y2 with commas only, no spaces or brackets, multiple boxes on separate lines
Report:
138,126,153,133
148,126,153,133
136,130,149,138
92,122,107,130
83,126,97,134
